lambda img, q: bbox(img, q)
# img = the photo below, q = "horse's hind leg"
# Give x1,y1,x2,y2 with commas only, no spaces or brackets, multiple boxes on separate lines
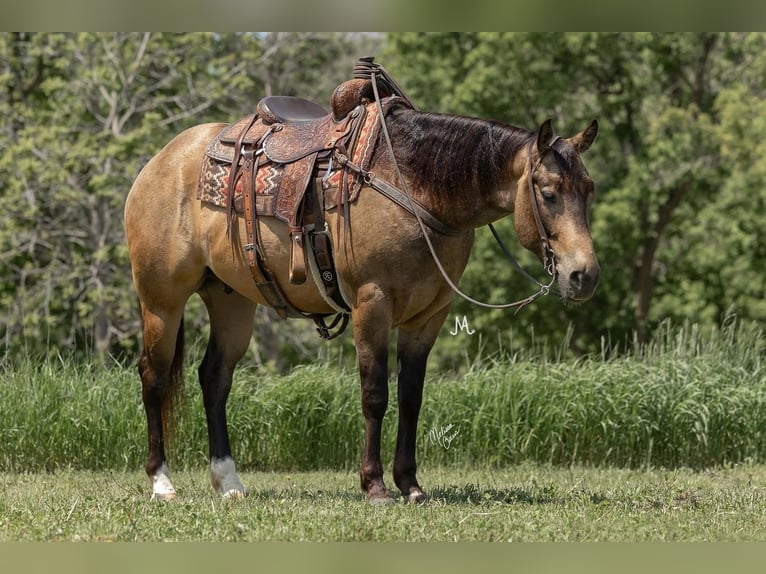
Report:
138,304,187,501
393,307,450,504
197,277,256,498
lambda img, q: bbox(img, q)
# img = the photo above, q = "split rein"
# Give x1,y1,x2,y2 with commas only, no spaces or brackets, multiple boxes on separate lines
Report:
346,67,560,313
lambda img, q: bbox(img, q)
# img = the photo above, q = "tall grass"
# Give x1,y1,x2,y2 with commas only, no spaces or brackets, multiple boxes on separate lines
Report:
1,320,764,472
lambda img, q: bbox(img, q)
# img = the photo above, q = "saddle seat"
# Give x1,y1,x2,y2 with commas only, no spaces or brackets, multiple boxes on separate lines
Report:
257,77,385,125
257,96,328,124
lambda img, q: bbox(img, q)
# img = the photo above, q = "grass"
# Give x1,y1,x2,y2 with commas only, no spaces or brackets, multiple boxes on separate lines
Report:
2,321,766,543
3,464,766,541
0,319,765,472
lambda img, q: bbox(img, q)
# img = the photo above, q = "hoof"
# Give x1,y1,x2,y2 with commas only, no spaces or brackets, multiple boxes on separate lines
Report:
405,490,427,504
366,487,395,505
150,491,177,502
150,464,177,501
211,457,246,499
222,488,247,500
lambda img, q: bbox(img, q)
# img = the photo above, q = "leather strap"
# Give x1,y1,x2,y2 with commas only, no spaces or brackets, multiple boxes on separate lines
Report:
241,148,301,319
307,178,349,311
226,113,258,236
282,154,318,284
332,151,463,237
527,138,561,277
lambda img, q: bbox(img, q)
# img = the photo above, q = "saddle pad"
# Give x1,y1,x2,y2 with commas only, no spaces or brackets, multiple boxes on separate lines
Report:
197,156,283,215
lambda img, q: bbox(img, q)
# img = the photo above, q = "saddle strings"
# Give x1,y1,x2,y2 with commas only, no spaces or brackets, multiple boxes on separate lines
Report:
353,57,417,109
367,69,558,312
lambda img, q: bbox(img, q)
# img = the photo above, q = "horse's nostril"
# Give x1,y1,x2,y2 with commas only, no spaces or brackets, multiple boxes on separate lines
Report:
568,265,600,297
570,270,585,290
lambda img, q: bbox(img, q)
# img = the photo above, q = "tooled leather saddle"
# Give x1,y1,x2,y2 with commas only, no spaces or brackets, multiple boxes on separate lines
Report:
197,72,396,337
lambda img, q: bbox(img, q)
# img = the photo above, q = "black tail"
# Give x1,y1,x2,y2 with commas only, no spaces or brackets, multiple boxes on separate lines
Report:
161,319,185,449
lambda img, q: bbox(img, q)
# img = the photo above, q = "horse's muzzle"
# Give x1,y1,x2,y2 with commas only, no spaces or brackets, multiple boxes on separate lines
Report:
558,260,600,302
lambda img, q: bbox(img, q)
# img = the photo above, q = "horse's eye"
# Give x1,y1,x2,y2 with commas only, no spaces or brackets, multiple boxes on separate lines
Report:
541,190,557,204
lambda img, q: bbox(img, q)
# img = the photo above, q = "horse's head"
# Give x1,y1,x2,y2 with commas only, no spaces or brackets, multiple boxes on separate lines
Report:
514,118,600,302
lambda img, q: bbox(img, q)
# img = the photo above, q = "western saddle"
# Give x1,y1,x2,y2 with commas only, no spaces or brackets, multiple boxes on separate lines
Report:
198,58,401,338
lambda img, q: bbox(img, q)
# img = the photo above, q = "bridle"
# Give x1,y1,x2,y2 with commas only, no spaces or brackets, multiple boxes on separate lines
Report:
487,139,564,301
357,64,562,312
525,138,562,279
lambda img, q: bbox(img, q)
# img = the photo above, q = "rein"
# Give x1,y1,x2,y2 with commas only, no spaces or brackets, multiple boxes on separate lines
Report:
353,63,559,311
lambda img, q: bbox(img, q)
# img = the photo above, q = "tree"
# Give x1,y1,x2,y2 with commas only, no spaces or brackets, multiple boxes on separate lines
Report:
661,34,766,327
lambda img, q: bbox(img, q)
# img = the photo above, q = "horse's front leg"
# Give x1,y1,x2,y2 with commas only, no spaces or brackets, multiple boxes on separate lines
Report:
394,307,450,503
197,280,256,498
352,286,394,504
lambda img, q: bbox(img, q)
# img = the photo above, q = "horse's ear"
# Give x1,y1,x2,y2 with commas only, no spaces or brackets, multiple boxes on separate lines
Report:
569,118,599,153
537,118,553,154
536,118,554,154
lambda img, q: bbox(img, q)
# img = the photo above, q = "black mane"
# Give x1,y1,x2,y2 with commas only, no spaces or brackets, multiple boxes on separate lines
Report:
384,106,535,198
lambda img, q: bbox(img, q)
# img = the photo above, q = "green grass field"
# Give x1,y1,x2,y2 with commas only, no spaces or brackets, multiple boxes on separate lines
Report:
2,319,765,472
3,464,766,541
1,320,766,541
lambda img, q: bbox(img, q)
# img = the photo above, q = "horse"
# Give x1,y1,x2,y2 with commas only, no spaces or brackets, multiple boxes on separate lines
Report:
124,76,600,504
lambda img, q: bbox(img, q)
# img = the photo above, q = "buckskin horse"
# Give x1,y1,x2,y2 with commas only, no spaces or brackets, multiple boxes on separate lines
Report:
125,60,600,503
